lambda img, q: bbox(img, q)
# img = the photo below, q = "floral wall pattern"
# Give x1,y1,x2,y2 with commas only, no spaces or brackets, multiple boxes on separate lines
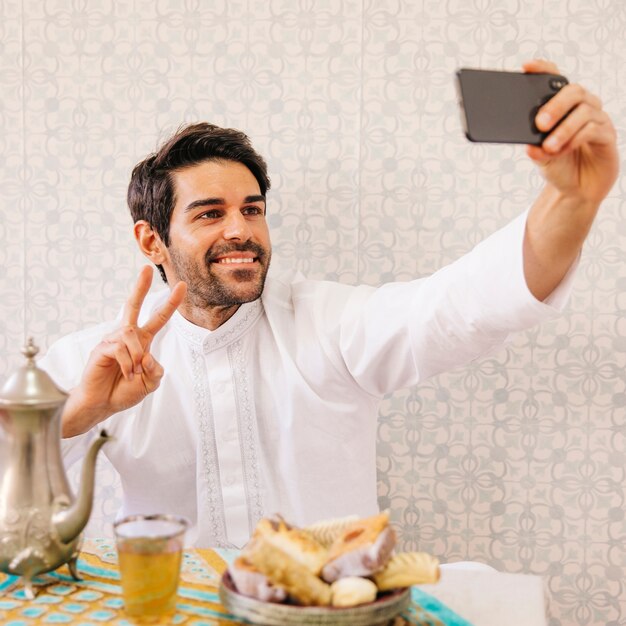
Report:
0,1,625,624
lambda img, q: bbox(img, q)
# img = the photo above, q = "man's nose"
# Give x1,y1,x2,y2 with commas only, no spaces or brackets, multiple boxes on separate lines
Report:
222,211,252,241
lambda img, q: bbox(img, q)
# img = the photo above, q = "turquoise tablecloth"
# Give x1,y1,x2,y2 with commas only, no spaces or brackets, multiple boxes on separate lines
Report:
0,539,472,625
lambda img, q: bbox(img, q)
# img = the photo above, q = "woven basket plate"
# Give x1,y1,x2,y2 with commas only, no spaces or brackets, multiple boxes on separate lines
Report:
219,571,411,626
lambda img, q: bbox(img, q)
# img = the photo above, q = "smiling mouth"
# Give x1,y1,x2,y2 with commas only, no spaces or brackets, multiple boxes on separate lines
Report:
207,243,266,268
213,256,259,266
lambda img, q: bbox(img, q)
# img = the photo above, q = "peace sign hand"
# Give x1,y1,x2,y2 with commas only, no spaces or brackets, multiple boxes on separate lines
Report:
61,266,187,437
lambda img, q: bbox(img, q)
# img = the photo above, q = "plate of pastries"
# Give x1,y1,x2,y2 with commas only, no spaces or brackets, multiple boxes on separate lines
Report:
219,510,440,626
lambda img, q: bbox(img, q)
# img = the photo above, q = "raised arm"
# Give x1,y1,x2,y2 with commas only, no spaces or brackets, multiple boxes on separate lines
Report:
61,266,187,437
522,59,619,302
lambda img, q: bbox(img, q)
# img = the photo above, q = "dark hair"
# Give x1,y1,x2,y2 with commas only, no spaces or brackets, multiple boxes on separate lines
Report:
127,122,271,282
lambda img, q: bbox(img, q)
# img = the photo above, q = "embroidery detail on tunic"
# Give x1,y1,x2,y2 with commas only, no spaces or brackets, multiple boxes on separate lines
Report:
204,300,263,353
170,315,205,349
229,340,264,534
191,348,230,548
171,300,263,354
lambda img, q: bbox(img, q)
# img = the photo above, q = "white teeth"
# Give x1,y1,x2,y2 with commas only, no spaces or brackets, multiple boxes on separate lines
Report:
217,257,255,264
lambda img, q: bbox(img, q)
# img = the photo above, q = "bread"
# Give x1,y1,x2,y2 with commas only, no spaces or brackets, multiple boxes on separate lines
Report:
304,515,359,549
228,555,287,602
325,511,391,561
232,513,440,608
245,537,332,606
373,552,440,590
253,517,328,575
330,576,378,607
321,511,396,582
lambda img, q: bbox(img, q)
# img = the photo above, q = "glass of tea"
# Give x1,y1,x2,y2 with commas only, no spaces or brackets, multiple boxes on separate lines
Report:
114,513,188,621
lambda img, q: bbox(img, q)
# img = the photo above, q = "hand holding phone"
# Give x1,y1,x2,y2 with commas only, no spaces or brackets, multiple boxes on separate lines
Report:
456,68,569,145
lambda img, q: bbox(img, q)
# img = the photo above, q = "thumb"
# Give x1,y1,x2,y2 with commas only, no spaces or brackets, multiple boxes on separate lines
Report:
141,353,164,392
526,144,553,164
143,352,156,372
526,145,559,173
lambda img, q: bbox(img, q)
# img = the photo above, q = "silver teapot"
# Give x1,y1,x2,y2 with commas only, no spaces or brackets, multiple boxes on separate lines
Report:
0,338,110,598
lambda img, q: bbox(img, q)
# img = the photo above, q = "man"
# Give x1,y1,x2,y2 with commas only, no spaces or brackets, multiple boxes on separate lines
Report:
42,60,618,548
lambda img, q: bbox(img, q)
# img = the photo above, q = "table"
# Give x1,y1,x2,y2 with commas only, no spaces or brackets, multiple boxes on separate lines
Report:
0,539,545,625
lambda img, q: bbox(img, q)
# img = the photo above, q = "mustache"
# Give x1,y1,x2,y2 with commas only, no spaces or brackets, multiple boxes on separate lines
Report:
204,242,267,264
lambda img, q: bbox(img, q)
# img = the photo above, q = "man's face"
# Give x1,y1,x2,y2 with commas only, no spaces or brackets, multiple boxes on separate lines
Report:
162,159,272,308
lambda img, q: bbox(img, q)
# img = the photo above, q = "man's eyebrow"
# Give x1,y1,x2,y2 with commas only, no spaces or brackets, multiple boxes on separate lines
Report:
244,195,266,204
185,195,266,212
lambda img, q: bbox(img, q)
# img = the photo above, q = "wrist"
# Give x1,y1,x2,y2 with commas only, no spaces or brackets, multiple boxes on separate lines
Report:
541,182,603,219
61,389,111,438
532,185,599,237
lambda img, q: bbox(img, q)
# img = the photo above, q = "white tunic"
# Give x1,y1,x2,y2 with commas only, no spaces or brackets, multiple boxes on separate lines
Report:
40,213,574,548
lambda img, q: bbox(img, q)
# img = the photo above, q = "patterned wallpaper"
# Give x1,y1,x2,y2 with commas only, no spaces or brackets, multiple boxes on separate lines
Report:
0,1,625,624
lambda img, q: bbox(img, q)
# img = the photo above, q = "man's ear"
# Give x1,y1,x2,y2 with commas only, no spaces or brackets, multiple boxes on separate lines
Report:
134,221,167,264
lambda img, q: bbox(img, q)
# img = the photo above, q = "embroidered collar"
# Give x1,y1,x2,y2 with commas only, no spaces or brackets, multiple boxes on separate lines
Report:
171,299,264,353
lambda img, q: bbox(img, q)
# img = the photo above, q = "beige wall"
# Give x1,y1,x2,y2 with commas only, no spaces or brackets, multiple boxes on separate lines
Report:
1,2,625,624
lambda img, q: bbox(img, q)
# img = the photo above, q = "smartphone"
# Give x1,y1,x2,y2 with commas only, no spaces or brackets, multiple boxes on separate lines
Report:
456,68,569,145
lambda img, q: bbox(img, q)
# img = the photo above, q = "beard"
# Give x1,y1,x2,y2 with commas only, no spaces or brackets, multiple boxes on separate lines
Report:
168,241,271,308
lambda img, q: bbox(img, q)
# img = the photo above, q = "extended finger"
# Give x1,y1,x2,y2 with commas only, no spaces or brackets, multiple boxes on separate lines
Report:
142,280,187,338
122,266,154,326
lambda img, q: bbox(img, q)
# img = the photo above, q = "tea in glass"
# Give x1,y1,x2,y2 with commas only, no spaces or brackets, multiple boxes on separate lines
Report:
114,514,188,620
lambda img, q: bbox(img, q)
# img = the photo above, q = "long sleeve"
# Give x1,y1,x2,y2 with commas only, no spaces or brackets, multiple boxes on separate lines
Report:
38,322,116,468
298,211,576,397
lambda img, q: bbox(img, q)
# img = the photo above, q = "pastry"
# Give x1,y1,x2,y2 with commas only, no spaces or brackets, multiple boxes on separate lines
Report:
304,515,359,549
330,576,378,607
253,517,328,575
228,555,287,602
230,513,441,609
321,511,396,583
304,514,359,549
373,551,440,590
245,537,332,606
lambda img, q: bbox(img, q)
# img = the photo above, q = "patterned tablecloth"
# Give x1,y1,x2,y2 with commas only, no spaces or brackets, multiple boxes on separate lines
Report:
0,539,471,625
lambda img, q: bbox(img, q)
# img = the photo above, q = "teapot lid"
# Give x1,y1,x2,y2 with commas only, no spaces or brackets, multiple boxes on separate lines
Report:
0,338,68,408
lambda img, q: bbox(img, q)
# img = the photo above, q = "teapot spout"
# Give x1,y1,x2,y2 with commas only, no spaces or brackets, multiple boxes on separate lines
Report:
53,430,111,544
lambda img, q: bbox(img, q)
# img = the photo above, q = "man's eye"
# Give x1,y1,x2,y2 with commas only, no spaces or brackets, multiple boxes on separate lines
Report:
242,206,264,216
199,210,221,219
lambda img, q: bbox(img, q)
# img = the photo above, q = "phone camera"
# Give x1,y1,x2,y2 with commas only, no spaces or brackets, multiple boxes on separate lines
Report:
550,78,566,90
